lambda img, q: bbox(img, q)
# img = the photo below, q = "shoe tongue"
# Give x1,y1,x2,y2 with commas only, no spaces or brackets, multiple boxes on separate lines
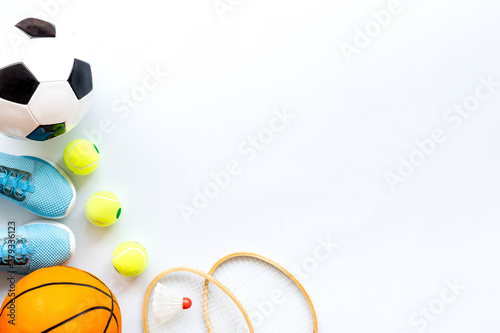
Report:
0,166,33,200
0,165,31,176
0,237,29,265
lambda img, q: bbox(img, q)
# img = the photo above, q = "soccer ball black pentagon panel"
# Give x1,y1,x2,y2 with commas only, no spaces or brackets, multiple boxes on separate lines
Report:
0,18,93,141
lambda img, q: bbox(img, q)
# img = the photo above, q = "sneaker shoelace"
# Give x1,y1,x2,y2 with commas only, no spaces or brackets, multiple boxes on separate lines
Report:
0,169,35,199
1,238,30,264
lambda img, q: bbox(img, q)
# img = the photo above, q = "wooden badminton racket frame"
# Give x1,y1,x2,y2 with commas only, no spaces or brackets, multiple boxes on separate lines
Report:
143,266,254,333
204,252,319,333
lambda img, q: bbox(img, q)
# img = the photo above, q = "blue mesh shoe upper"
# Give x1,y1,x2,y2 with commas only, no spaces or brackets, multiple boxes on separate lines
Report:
0,152,75,218
0,222,74,275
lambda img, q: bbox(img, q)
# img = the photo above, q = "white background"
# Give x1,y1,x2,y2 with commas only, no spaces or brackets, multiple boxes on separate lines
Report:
1,0,500,332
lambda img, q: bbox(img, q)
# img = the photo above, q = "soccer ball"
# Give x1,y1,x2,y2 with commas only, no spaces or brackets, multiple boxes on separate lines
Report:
0,18,93,142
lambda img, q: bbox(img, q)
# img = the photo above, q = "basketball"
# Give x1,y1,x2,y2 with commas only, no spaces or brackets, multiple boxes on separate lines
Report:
0,266,121,332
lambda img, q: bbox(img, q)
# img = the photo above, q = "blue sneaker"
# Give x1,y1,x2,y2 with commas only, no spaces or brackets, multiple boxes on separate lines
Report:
0,152,76,219
0,221,76,275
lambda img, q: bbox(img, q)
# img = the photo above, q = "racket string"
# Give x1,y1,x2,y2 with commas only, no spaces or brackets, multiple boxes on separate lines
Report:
146,270,251,332
210,256,316,332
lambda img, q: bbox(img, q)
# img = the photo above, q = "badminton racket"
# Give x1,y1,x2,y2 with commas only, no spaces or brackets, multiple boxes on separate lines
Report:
205,252,318,332
143,267,254,333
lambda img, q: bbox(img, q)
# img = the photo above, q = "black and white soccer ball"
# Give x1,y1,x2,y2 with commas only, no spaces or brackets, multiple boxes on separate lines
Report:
0,18,93,142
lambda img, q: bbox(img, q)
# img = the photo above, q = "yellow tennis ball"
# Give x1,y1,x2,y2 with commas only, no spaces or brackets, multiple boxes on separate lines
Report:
64,139,100,175
112,241,148,277
85,191,122,227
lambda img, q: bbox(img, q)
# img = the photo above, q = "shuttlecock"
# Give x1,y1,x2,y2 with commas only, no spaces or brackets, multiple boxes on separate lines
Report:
152,282,192,324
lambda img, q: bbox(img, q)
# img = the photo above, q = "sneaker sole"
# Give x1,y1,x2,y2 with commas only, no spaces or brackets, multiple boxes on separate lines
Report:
24,221,76,266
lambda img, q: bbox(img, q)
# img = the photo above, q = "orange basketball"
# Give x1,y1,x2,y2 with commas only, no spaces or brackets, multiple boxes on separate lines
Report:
0,266,122,332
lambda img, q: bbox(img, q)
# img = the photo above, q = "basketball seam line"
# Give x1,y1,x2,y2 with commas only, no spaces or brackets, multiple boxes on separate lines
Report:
0,282,118,317
40,306,118,333
103,280,114,333
82,270,118,333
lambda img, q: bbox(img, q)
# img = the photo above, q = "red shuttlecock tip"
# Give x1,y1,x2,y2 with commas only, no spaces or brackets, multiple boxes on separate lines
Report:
182,297,192,310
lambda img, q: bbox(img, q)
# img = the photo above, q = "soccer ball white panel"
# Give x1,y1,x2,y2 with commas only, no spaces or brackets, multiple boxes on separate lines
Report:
56,25,91,63
66,90,94,131
0,21,30,70
0,98,38,138
22,38,73,82
28,82,77,125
